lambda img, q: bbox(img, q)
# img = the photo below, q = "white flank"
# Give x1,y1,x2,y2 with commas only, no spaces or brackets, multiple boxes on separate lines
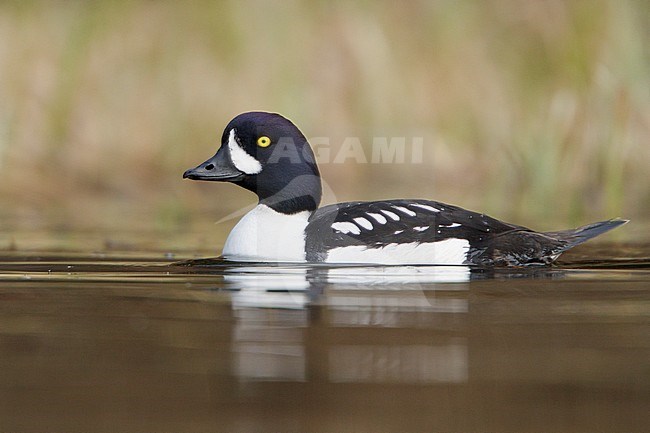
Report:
227,129,262,174
413,226,429,232
392,205,417,217
332,221,361,235
367,212,387,224
325,266,471,285
353,217,373,230
325,238,470,265
380,209,400,221
411,203,440,213
222,204,309,262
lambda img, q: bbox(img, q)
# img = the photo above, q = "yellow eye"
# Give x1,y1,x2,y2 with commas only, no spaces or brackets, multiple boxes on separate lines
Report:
257,136,272,148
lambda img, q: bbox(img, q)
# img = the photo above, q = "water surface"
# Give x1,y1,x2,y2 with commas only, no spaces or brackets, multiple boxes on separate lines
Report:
0,242,649,432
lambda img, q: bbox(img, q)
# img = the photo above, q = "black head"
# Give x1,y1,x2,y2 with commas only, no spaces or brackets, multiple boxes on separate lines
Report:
183,112,322,214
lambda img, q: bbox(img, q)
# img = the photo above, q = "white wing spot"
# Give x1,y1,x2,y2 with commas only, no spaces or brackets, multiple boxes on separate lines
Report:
367,212,387,224
411,203,440,213
353,217,373,230
332,222,361,235
380,209,400,221
413,226,429,232
394,230,404,235
392,205,417,217
440,223,461,228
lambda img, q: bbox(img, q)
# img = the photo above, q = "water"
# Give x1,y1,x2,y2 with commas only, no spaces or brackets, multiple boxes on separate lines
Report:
0,243,649,433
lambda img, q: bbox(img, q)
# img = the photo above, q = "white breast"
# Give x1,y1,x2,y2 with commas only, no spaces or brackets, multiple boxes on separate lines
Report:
222,204,309,262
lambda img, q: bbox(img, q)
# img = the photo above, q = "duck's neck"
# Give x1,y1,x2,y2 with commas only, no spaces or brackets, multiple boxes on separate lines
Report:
238,172,322,215
261,194,319,215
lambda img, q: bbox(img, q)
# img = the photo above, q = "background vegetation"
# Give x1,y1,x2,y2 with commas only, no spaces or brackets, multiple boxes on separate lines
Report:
0,0,648,250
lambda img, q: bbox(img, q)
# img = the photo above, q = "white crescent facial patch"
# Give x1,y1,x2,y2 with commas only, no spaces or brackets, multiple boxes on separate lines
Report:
228,129,262,175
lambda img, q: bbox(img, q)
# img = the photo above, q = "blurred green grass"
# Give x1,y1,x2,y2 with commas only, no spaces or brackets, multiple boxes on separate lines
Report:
0,0,648,242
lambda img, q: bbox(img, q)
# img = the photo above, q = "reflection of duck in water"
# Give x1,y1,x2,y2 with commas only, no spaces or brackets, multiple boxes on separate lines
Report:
221,265,472,310
184,112,627,266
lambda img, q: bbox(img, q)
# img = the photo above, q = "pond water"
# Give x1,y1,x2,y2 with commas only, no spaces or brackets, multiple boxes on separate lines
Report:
0,241,649,432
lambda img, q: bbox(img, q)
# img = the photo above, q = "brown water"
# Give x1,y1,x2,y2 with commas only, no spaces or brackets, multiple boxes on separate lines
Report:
0,243,649,433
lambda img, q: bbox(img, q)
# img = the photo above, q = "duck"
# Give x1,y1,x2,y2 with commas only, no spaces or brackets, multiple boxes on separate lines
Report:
183,111,627,266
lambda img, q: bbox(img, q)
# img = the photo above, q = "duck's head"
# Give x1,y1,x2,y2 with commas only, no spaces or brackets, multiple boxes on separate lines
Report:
183,112,322,214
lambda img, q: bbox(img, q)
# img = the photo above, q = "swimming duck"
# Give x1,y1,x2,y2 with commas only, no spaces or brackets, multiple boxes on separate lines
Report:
183,112,626,266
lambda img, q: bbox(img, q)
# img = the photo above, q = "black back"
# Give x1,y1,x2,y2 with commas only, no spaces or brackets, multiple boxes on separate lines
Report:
304,199,527,262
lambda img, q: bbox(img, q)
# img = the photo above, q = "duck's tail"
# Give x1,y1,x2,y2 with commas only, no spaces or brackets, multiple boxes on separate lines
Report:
468,218,628,266
544,218,629,250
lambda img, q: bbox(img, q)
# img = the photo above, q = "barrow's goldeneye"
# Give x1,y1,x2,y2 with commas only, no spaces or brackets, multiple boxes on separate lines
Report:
183,112,626,266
